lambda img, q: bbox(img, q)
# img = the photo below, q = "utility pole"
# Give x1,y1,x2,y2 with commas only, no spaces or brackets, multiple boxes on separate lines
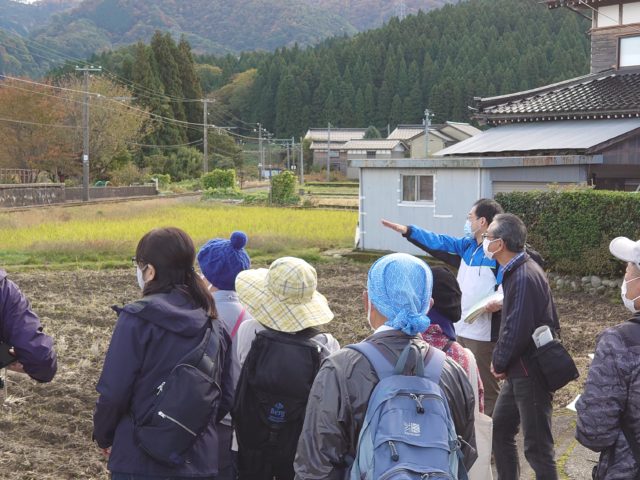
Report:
75,65,101,202
203,99,210,174
286,139,291,170
256,123,263,181
299,136,304,185
326,122,331,182
424,108,434,159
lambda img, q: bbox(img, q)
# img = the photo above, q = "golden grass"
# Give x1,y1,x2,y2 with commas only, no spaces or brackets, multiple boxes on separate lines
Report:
0,199,358,266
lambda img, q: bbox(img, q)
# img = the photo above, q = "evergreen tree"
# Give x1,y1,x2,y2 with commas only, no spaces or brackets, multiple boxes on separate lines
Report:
177,37,204,143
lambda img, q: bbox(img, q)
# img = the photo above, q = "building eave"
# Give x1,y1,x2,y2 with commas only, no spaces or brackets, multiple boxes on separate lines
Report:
350,155,603,169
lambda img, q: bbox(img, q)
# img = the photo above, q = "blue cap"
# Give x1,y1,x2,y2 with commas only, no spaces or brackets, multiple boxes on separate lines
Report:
197,231,250,291
367,253,433,336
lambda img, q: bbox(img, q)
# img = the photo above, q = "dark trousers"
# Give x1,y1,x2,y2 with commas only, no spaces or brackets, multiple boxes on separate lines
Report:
217,423,238,480
492,375,558,480
237,448,294,480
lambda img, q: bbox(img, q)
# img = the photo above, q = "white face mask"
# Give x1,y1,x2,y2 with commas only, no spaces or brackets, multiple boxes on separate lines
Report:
367,300,374,330
482,237,500,260
621,276,640,313
136,265,147,291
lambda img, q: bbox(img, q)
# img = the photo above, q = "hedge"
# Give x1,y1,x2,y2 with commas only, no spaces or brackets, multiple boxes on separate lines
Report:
202,169,236,190
495,190,640,277
271,171,299,205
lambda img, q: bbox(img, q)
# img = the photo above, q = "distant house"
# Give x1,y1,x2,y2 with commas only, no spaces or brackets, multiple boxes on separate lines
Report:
388,122,481,158
342,139,408,178
304,128,366,173
354,0,640,252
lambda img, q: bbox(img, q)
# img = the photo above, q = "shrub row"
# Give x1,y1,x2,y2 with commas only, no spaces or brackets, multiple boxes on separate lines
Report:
495,190,640,277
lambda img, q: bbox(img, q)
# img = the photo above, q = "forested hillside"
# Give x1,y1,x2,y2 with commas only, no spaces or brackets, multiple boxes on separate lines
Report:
76,0,591,142
0,0,461,76
211,0,591,137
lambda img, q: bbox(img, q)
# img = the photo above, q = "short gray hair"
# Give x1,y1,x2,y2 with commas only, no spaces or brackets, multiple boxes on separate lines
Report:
491,213,527,253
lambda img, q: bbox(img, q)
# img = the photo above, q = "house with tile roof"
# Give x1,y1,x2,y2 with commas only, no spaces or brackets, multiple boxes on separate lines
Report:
304,128,367,175
353,0,640,252
387,122,481,158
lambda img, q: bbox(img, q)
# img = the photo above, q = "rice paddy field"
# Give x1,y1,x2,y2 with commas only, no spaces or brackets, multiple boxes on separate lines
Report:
0,195,624,479
0,197,358,268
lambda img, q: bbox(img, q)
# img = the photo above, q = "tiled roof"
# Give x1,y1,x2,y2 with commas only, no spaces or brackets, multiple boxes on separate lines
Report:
304,128,366,142
475,69,640,125
444,121,482,137
342,139,407,150
388,125,425,140
546,0,608,8
309,142,348,150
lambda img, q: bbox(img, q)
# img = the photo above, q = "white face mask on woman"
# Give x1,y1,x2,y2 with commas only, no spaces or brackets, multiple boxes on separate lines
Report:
136,265,147,291
621,276,640,313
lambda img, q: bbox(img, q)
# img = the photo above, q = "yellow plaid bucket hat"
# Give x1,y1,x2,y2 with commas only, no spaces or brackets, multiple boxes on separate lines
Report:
235,256,334,333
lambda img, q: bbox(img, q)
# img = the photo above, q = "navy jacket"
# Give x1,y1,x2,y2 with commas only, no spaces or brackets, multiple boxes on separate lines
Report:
492,253,559,378
93,289,233,477
0,270,56,382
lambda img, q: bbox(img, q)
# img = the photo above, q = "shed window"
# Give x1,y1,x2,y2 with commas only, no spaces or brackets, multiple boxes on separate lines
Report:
620,36,640,67
402,175,434,202
366,150,376,159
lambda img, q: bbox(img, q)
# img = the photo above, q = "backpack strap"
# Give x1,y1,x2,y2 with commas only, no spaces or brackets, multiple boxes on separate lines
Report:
230,307,246,339
348,342,446,382
347,342,395,379
422,344,446,383
441,339,454,354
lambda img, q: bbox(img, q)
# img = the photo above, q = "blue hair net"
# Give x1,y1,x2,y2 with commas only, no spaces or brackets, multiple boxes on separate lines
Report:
367,253,433,335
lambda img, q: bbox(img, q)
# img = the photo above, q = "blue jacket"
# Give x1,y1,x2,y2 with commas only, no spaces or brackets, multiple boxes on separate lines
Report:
0,270,56,382
405,226,501,342
93,289,233,477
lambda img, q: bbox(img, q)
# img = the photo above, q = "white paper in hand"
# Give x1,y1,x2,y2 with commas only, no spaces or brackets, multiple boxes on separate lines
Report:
464,292,504,324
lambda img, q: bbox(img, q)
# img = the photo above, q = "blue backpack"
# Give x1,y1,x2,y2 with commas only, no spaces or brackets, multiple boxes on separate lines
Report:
347,342,468,480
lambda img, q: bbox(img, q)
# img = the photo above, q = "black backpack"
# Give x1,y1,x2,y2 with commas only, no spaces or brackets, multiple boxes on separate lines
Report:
232,328,328,476
134,319,222,466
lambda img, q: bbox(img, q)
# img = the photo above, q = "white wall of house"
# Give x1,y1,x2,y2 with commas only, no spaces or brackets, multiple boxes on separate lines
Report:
359,167,481,253
409,134,447,158
358,163,592,252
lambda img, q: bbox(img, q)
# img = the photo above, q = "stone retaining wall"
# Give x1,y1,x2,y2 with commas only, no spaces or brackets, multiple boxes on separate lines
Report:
0,184,157,207
65,185,157,202
0,184,65,207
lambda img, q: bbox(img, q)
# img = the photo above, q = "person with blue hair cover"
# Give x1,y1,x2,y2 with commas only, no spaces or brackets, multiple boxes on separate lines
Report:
367,253,433,336
294,253,477,480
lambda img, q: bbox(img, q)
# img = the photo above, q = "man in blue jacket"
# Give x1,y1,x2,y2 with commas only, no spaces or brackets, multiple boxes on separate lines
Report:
0,270,57,383
382,197,503,416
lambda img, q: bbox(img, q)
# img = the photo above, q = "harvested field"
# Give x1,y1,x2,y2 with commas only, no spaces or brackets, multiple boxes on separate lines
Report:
0,262,628,479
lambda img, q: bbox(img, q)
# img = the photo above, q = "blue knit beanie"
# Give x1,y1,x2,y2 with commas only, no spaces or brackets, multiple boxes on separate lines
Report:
197,232,250,291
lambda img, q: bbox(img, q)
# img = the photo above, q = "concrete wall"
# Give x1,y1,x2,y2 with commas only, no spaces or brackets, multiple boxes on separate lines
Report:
358,167,481,253
358,164,589,252
65,185,157,202
0,184,65,208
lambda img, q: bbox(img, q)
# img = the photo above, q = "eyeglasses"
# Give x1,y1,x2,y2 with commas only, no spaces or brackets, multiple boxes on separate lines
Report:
481,232,500,241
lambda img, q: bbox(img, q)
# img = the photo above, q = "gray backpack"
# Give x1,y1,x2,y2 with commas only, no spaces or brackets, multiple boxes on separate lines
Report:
347,342,468,480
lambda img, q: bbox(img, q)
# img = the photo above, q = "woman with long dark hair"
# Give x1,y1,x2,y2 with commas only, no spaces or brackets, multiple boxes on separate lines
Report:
93,227,232,480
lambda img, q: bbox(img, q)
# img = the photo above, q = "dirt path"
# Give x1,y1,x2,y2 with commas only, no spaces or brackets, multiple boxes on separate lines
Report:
0,262,626,479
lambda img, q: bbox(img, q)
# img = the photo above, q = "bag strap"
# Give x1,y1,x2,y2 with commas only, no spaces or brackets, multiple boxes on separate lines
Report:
348,341,445,383
230,307,246,339
348,342,395,379
441,339,454,354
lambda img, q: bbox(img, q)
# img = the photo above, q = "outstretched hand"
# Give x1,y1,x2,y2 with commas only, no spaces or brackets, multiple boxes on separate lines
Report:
381,219,408,235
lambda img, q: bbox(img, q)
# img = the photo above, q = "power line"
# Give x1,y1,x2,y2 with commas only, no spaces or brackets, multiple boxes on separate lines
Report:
127,139,203,148
0,116,80,129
